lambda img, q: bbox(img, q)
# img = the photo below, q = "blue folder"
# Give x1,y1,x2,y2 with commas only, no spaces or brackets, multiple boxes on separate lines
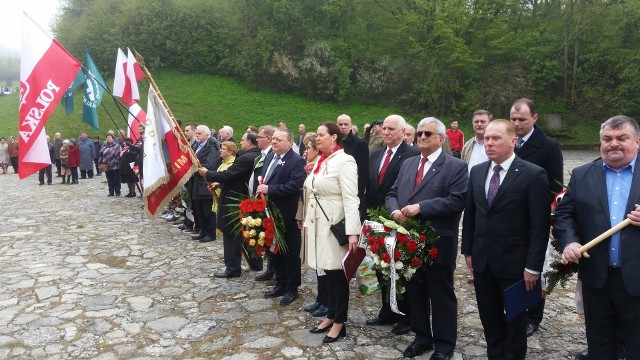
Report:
504,279,542,322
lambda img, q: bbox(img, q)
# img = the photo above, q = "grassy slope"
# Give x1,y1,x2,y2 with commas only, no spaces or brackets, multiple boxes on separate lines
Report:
1,69,598,144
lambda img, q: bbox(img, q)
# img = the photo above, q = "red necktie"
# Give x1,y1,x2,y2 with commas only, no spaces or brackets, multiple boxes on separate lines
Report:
378,148,393,184
414,157,428,190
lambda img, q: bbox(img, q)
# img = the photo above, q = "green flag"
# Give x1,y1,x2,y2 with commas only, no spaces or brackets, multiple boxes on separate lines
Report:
60,69,84,115
81,51,106,130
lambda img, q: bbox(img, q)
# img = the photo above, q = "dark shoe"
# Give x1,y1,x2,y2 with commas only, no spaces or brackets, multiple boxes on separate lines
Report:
365,317,395,326
183,228,197,234
199,236,214,243
115,193,121,196
214,270,241,278
430,351,453,360
39,182,45,185
178,224,186,230
255,270,274,281
107,194,114,197
322,324,346,344
403,342,434,358
264,286,286,298
125,193,136,197
309,322,333,334
577,349,588,360
391,323,412,335
279,292,299,305
191,233,206,240
526,323,539,337
304,302,321,313
312,305,329,317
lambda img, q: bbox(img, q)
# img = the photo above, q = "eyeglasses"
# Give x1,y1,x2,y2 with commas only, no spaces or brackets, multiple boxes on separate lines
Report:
416,131,436,138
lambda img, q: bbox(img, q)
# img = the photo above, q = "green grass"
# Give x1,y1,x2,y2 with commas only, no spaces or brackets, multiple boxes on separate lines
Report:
0,69,599,145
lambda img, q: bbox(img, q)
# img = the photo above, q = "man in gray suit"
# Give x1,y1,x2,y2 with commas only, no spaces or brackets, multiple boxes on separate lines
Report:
387,117,468,359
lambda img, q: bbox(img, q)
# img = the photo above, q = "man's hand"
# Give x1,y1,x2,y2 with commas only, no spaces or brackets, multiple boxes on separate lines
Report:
523,271,540,292
628,204,640,226
197,167,208,177
391,210,408,224
400,204,420,218
465,255,473,273
256,184,269,194
296,219,303,230
561,242,589,264
348,235,359,253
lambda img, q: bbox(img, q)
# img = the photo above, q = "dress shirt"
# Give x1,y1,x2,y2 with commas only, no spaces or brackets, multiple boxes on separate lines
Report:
604,157,636,267
378,143,402,173
517,127,535,146
417,147,443,179
468,137,488,172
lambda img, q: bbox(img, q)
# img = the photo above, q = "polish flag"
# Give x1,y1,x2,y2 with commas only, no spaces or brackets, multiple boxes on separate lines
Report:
143,85,198,219
18,13,81,179
127,103,146,144
113,48,145,106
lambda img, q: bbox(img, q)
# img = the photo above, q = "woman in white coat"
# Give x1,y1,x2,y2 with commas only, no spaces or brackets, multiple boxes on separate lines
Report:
299,121,360,343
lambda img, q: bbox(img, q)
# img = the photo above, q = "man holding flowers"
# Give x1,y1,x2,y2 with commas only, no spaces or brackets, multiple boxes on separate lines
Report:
387,117,468,359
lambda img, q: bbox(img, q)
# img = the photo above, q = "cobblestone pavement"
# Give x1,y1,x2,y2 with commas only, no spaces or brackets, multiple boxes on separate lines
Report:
0,149,599,360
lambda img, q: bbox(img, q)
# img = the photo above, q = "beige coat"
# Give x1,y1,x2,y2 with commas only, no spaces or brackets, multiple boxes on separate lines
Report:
299,150,360,270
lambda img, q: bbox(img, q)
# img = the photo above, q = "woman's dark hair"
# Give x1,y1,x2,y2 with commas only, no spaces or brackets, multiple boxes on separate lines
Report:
321,121,342,146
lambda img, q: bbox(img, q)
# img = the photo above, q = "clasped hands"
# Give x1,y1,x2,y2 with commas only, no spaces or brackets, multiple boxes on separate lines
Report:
392,204,420,223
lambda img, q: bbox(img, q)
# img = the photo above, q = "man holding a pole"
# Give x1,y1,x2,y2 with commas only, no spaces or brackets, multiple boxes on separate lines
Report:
556,115,640,360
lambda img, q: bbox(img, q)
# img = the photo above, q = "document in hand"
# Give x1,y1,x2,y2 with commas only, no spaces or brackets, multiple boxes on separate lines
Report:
504,279,542,322
342,247,366,282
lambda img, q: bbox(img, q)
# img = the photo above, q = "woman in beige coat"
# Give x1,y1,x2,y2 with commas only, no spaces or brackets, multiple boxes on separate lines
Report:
298,121,360,343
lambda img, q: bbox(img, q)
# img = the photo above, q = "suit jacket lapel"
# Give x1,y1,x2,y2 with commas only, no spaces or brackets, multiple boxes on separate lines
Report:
489,157,524,209
624,156,640,214
411,152,443,196
588,159,610,220
381,143,407,188
370,149,384,190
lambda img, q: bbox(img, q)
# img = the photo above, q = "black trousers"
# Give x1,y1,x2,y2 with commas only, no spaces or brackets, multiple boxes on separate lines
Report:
325,269,350,323
193,198,215,237
583,270,640,360
55,159,62,175
81,169,94,178
376,270,410,325
222,231,242,274
70,167,78,182
316,273,328,306
93,158,100,174
272,225,301,293
38,165,52,184
105,170,121,195
474,267,527,360
9,156,18,173
406,263,457,355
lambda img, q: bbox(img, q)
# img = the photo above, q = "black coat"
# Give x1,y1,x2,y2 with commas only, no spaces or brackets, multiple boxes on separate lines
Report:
342,132,369,216
516,125,563,198
366,142,420,211
191,141,221,199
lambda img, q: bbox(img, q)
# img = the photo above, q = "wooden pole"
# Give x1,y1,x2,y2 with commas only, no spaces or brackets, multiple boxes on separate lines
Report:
562,218,631,264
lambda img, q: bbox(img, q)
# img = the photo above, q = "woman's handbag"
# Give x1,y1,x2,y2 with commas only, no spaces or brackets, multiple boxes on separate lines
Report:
98,163,108,173
312,192,349,246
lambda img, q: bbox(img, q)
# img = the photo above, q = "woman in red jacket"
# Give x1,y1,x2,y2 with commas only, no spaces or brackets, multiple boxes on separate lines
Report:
67,139,80,184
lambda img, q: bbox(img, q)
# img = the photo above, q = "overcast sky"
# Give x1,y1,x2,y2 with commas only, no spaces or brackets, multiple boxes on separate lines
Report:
0,0,63,56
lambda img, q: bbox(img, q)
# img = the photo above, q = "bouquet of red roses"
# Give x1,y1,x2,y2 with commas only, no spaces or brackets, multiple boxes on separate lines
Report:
235,195,286,258
362,207,438,299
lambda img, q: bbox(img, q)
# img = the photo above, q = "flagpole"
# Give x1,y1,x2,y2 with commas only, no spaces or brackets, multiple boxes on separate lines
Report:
133,49,201,168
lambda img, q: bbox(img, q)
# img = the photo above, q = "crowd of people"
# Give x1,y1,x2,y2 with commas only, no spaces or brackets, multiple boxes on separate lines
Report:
2,98,637,359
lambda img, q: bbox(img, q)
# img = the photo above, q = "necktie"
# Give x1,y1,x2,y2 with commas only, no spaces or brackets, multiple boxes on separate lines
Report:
414,157,428,190
195,143,204,154
264,155,280,182
378,148,393,184
486,164,503,206
516,138,524,152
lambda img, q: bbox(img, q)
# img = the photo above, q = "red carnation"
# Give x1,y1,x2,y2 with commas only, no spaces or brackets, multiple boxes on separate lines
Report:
262,218,274,229
368,235,376,245
406,241,418,253
265,238,273,247
256,245,266,255
394,249,400,260
239,199,254,213
429,247,438,260
411,257,421,267
396,232,408,244
419,235,426,243
254,199,267,212
362,225,370,235
273,245,279,254
265,228,275,239
371,244,378,253
381,253,391,263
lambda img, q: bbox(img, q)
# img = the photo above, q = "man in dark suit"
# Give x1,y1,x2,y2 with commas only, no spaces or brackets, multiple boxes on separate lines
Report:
297,124,306,156
256,128,307,305
198,132,262,278
338,114,369,220
364,114,420,336
555,115,640,360
387,117,468,360
252,125,275,277
510,98,564,336
190,125,221,243
461,119,550,360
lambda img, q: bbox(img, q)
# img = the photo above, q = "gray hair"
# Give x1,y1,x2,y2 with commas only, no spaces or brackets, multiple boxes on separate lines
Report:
220,125,234,137
197,125,211,137
600,115,640,138
417,117,446,136
385,114,407,129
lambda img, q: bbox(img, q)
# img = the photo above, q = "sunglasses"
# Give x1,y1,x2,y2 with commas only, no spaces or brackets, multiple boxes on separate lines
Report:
416,130,437,138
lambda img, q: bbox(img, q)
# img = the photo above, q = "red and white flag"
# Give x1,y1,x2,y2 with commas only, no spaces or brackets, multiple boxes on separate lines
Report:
127,103,146,144
113,48,144,106
18,13,81,179
143,85,198,220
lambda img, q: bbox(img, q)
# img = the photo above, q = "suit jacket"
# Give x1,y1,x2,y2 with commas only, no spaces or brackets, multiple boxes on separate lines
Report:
342,132,369,209
386,151,468,265
191,141,221,199
206,147,261,234
516,125,564,197
366,142,420,210
461,156,550,279
297,132,306,156
260,150,306,227
251,148,273,194
554,155,640,296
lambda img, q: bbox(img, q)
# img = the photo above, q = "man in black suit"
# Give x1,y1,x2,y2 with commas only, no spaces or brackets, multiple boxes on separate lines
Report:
461,119,550,360
190,125,221,243
198,132,262,278
364,114,420,336
256,128,307,305
297,124,306,156
338,114,369,220
555,115,640,360
387,117,468,360
510,98,564,336
252,125,276,277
